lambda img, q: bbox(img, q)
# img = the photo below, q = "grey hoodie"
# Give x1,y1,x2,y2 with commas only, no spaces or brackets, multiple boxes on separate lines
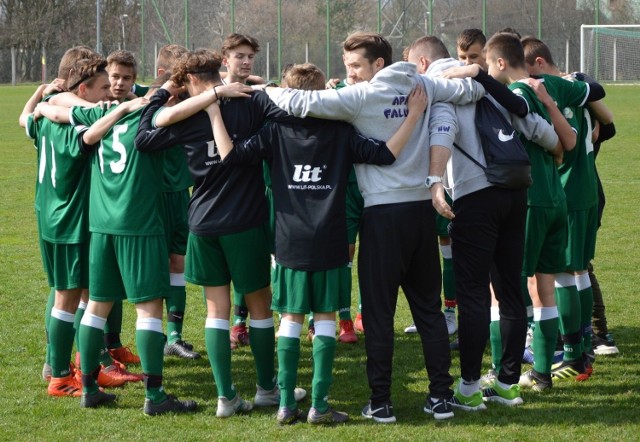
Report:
266,61,484,207
425,58,560,201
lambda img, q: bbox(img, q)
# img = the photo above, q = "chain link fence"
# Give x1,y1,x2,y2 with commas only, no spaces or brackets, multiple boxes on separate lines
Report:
1,0,638,84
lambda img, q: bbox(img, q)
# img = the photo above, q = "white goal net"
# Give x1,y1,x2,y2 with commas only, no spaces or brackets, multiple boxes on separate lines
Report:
580,24,640,82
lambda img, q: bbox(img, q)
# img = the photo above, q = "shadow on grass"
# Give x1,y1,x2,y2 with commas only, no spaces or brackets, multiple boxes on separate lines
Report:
137,323,640,425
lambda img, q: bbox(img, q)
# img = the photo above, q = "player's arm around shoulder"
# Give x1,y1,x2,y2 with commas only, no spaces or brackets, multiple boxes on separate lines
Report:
431,64,485,105
83,97,148,147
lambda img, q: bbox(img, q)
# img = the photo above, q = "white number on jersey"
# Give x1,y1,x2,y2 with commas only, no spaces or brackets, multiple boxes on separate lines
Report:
98,124,129,175
38,135,57,188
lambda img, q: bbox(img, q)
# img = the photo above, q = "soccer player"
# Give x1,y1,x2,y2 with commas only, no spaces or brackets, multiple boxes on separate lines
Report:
404,36,461,338
220,33,261,349
210,62,427,425
21,57,112,398
422,36,561,409
265,31,486,422
588,102,618,355
483,32,602,391
106,50,138,102
49,52,143,372
321,69,361,343
521,36,608,382
49,84,200,414
152,44,201,360
29,45,99,381
456,28,487,69
135,49,306,418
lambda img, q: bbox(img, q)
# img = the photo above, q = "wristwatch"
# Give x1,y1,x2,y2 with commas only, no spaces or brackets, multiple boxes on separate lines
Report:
425,175,442,188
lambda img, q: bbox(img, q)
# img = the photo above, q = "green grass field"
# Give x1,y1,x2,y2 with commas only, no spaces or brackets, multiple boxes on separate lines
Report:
1,84,639,441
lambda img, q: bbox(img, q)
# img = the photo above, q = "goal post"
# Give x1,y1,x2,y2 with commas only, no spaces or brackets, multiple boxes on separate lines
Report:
580,24,640,82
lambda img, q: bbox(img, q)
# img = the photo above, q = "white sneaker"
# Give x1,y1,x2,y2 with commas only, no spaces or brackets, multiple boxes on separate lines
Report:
216,394,253,418
254,384,307,407
444,310,458,335
404,323,418,333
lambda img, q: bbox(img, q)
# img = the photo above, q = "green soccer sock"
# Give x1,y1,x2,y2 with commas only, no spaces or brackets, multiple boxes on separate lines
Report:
576,273,594,353
79,313,106,394
441,245,456,305
73,301,86,352
532,307,559,375
489,306,502,373
104,300,123,349
338,308,351,321
44,288,55,366
277,333,301,409
338,262,353,321
249,319,276,390
136,318,166,402
166,282,187,345
233,289,248,325
311,322,337,414
99,344,114,367
205,319,235,399
555,273,582,361
49,308,76,378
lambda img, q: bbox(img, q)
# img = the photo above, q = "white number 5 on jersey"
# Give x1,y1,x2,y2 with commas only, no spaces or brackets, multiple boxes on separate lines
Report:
98,124,128,174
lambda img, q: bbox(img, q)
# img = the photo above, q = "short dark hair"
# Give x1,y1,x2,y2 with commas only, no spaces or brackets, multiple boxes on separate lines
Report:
499,27,522,39
284,63,326,91
157,44,189,73
521,36,556,67
457,28,486,51
57,45,100,85
221,33,260,55
409,36,450,62
485,32,525,69
106,50,137,75
342,31,392,67
67,57,108,92
171,49,222,86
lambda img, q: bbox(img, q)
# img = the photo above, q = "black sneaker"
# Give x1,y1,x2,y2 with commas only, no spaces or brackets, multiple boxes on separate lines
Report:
143,394,198,416
551,358,587,381
423,395,454,420
80,390,117,408
592,333,619,356
181,340,194,351
276,406,305,425
424,395,453,420
164,340,201,359
361,401,396,423
518,369,552,391
307,407,349,424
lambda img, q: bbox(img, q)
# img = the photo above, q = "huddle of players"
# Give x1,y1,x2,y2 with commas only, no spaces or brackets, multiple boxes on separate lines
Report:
451,28,616,393
20,26,615,424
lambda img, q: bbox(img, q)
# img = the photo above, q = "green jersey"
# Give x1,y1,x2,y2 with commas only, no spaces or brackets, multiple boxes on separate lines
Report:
26,114,90,243
510,81,565,208
556,76,597,210
150,108,193,192
132,83,150,97
71,105,165,236
162,146,193,192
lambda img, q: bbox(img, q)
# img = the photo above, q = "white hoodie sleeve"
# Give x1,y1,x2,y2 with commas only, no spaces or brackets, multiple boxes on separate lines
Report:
265,86,365,123
428,76,485,106
512,112,559,151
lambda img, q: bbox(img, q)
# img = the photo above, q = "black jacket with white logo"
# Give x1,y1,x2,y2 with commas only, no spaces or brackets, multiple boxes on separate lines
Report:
136,88,294,236
223,117,395,271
